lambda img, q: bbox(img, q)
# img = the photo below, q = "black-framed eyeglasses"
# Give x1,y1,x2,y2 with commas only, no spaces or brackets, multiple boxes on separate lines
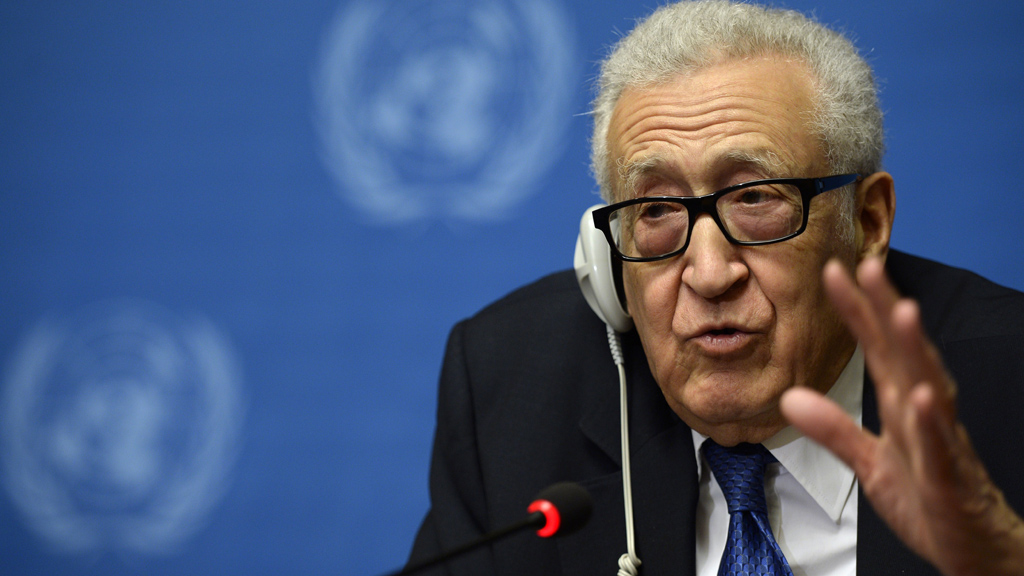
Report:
592,174,860,262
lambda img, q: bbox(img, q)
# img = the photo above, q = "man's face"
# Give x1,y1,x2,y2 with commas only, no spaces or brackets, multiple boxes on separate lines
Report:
608,56,859,445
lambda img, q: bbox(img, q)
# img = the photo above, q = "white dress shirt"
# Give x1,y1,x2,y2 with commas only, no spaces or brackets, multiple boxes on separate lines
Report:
692,347,864,576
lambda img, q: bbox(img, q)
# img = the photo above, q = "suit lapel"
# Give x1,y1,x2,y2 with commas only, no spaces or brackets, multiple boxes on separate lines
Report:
560,331,699,576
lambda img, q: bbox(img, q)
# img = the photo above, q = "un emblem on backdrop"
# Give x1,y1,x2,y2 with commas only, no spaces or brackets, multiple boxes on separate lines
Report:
0,301,245,555
313,0,578,223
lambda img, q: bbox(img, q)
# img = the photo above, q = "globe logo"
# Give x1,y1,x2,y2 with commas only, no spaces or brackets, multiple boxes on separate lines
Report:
313,0,578,223
1,300,245,554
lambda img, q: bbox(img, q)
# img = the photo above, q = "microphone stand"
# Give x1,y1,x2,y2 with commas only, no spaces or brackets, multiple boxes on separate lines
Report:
383,511,545,576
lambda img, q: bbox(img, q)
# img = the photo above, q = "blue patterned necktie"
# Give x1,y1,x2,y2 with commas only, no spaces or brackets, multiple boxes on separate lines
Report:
703,440,795,576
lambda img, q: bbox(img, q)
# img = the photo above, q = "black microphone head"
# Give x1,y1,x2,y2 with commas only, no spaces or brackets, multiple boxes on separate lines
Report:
531,482,592,537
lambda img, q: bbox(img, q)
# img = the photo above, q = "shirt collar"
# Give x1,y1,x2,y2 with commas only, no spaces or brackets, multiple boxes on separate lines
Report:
690,346,864,523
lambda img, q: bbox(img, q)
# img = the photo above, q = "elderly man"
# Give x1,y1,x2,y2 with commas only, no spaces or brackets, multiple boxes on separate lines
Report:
407,2,1024,575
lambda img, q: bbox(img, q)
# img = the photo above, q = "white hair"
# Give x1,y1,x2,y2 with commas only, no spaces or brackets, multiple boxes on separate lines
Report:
591,0,884,215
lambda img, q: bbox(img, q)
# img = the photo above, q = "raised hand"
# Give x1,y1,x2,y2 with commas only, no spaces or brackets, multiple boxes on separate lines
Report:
780,256,1024,576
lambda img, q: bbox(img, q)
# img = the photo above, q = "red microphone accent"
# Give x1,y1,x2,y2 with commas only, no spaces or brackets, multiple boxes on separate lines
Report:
527,499,561,538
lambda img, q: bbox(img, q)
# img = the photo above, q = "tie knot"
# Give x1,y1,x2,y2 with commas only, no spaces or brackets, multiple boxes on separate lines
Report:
703,440,772,514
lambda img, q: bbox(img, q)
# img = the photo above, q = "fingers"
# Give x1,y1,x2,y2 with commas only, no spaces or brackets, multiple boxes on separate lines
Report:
780,387,876,477
825,257,957,418
823,259,908,430
822,259,884,351
907,384,956,492
890,299,958,417
856,257,902,331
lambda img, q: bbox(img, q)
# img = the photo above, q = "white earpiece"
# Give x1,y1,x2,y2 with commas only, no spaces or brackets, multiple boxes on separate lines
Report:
574,205,632,333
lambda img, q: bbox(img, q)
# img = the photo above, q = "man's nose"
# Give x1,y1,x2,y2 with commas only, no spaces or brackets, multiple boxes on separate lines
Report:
680,215,749,299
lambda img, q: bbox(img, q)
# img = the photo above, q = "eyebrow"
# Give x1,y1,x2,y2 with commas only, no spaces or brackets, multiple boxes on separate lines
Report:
617,154,674,200
721,148,789,179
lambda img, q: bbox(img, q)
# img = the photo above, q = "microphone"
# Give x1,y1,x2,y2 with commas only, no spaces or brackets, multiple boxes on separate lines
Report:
385,482,592,576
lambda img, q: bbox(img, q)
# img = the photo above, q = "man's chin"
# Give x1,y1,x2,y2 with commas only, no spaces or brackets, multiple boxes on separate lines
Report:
681,407,789,445
664,383,787,440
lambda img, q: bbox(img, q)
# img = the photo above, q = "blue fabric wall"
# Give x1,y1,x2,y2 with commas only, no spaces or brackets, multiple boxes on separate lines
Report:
1,1,1022,574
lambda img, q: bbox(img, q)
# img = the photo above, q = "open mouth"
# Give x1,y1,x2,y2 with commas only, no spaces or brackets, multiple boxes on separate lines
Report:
708,328,740,336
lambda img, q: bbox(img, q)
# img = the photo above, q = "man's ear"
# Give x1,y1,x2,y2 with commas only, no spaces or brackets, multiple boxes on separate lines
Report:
855,171,895,261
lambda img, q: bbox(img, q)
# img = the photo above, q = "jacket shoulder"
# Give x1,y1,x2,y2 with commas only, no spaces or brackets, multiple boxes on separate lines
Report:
474,270,586,318
460,270,606,345
886,249,1024,343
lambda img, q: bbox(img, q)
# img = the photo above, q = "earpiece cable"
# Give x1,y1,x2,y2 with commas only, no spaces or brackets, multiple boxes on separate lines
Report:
606,325,641,576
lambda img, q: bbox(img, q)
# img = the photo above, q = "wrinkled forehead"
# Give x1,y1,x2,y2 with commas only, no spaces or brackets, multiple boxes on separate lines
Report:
606,55,825,200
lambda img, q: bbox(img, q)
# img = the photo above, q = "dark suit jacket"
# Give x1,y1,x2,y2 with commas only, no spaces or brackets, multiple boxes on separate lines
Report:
407,250,1024,576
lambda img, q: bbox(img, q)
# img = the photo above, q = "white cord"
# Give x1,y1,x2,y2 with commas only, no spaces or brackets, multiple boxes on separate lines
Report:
606,325,641,576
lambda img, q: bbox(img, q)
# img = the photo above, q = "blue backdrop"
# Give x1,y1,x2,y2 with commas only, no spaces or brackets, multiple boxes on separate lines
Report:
2,1,1022,574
